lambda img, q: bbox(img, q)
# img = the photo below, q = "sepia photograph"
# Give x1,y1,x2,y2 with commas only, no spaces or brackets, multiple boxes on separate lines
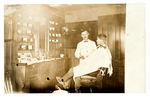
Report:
4,4,126,93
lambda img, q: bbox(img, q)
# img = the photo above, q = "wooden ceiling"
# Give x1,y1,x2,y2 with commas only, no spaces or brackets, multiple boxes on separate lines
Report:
48,4,126,13
4,4,126,16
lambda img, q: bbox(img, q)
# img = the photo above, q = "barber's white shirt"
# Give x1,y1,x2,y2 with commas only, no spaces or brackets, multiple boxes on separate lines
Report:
75,39,97,63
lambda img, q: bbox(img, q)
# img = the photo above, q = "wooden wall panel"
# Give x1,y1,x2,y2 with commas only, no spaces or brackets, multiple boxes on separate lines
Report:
64,48,79,67
65,21,98,48
98,14,125,91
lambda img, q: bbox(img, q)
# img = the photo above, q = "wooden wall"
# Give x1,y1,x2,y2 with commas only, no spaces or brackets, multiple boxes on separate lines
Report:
64,49,79,67
98,14,125,92
64,21,98,48
65,4,126,23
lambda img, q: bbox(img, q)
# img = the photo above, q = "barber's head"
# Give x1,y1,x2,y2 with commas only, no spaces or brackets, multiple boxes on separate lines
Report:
81,31,89,41
97,34,107,45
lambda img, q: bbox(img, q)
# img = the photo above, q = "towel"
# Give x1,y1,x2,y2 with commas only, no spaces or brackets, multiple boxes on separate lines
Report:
73,46,113,79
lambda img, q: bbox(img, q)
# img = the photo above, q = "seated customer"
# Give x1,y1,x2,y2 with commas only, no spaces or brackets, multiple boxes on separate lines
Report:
56,34,113,90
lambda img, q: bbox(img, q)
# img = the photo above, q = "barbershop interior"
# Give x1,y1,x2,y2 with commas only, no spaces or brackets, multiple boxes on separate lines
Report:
4,4,125,93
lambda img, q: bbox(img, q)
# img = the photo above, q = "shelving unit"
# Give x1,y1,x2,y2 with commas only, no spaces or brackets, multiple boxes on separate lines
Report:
14,14,35,64
48,16,64,58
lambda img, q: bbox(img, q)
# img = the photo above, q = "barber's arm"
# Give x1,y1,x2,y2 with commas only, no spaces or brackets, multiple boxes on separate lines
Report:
75,44,86,59
75,44,81,59
92,42,97,51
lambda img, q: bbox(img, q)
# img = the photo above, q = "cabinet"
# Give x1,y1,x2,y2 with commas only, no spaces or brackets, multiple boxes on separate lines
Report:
24,58,69,92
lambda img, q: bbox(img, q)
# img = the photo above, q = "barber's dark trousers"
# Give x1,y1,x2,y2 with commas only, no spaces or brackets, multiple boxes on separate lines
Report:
62,67,73,82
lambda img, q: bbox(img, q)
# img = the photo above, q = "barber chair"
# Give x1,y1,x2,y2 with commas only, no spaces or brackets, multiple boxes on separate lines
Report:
55,67,108,93
75,67,108,93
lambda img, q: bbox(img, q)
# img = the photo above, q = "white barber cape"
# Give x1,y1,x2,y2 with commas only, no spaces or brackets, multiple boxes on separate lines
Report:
73,46,113,79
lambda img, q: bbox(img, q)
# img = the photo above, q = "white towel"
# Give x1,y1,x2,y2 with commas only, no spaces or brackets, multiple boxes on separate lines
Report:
73,47,113,79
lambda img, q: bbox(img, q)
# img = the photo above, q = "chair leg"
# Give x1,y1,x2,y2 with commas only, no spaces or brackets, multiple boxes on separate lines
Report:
90,88,92,93
75,77,81,92
75,88,81,93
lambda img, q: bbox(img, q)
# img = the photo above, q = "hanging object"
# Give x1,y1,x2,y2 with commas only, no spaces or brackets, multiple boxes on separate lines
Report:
23,37,28,42
59,34,61,37
52,39,55,42
17,29,22,34
30,38,33,42
52,33,55,37
21,45,26,50
28,45,32,50
55,33,58,37
27,29,31,34
56,39,58,42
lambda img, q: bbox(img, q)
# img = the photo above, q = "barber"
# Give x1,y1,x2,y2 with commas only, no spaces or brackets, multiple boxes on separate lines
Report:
74,30,96,92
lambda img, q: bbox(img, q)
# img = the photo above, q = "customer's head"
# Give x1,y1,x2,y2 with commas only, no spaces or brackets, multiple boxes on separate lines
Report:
81,31,89,41
96,34,107,45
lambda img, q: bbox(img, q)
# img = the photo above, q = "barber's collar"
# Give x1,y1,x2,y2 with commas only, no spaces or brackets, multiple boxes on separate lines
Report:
83,39,89,42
